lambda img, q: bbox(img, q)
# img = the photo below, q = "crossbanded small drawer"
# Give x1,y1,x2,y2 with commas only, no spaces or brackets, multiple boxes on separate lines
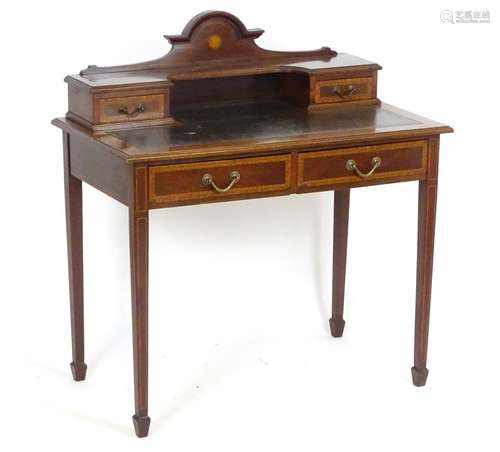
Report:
314,77,375,104
298,141,428,189
149,155,292,206
96,94,165,124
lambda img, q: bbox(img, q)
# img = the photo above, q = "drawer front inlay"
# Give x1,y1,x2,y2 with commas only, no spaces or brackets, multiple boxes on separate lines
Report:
149,155,291,205
315,77,375,104
97,94,165,124
298,141,427,188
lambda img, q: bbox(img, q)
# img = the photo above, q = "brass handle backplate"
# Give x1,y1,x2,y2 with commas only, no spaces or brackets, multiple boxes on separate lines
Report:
332,85,358,99
346,157,382,178
119,104,145,117
202,171,241,193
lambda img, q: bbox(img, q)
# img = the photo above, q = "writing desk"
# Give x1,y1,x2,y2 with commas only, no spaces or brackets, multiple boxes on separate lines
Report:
52,11,452,437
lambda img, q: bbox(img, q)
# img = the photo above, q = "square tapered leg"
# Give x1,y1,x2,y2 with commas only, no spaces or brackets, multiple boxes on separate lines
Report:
330,189,350,338
129,164,150,437
63,132,87,381
412,137,440,386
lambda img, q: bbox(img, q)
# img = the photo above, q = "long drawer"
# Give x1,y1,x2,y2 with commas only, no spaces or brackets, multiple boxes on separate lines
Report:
298,141,428,189
149,154,291,205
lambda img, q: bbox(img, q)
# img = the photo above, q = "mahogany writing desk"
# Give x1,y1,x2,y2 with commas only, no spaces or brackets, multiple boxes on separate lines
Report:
52,11,453,437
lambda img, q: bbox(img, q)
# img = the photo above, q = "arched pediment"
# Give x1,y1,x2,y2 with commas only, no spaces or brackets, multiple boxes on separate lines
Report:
81,11,336,76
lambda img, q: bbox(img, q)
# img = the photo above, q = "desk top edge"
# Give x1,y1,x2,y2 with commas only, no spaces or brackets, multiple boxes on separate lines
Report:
52,103,452,163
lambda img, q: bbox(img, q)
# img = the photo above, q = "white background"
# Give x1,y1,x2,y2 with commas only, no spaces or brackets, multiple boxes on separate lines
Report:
1,0,499,450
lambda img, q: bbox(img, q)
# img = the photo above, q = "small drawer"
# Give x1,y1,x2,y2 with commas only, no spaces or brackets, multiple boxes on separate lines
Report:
96,94,165,124
314,77,375,104
149,155,292,205
298,141,427,189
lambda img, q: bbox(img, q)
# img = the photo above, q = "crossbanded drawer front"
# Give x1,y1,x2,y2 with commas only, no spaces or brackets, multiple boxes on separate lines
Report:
314,77,375,104
298,141,427,188
97,94,165,124
149,155,291,205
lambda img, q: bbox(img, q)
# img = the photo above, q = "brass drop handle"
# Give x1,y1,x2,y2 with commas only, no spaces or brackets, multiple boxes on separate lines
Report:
332,85,358,98
118,104,145,117
346,157,382,178
202,171,241,193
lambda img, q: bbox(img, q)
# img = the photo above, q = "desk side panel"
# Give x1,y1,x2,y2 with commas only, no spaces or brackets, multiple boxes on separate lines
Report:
68,133,130,205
